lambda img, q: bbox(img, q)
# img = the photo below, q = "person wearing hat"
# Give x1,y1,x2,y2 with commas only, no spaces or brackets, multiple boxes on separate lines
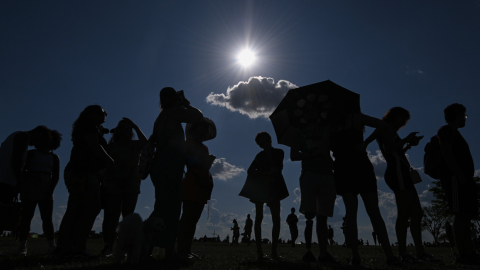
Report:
148,87,203,262
177,118,216,259
100,118,147,257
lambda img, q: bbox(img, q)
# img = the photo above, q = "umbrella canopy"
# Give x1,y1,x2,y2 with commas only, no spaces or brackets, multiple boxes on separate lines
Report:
269,80,360,147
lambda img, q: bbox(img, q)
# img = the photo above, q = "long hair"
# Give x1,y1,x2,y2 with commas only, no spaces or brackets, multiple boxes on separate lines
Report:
50,129,62,150
71,105,103,142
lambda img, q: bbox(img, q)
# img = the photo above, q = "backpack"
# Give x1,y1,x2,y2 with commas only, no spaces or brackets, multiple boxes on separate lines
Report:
423,135,442,179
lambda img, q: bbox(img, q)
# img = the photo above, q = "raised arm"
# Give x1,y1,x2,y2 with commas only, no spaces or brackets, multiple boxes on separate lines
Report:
51,154,60,194
84,133,114,166
171,104,204,124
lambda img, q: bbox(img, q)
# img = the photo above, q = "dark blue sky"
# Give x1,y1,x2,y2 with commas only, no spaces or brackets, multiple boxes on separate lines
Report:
1,0,479,243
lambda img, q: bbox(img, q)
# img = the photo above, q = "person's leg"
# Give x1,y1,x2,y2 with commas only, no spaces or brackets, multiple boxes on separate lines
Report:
304,213,315,253
37,200,55,252
102,193,122,253
269,202,281,257
177,201,204,255
342,193,360,260
254,203,264,257
361,192,395,259
120,193,138,218
394,190,412,256
56,192,82,253
316,214,328,257
408,191,425,256
18,199,37,253
453,213,475,256
73,181,101,252
292,226,298,244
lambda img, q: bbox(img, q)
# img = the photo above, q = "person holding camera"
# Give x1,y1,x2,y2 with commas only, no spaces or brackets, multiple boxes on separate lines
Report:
148,87,203,263
100,118,147,257
377,107,440,264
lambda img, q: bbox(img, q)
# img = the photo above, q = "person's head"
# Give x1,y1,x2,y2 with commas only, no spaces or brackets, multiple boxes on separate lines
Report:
444,103,467,128
291,207,295,214
28,125,50,148
247,214,250,219
189,120,210,142
382,107,410,132
233,219,237,224
255,132,272,149
160,87,182,110
109,119,135,143
72,105,107,142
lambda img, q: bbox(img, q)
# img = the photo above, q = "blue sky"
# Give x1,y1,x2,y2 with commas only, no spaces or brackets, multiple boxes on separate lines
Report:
1,0,480,244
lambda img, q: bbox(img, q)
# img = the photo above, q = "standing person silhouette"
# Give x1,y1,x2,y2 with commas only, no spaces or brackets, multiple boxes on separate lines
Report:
231,220,240,246
290,124,338,264
100,118,147,257
148,87,203,263
244,214,253,245
437,103,479,264
246,132,289,261
56,105,113,258
377,107,440,264
177,119,215,260
17,127,62,255
372,231,377,246
286,207,299,247
328,225,334,246
330,112,401,266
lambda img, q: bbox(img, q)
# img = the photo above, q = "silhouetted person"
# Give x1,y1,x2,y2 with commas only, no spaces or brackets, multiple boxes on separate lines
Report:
330,112,400,266
17,128,62,255
0,126,44,206
377,107,440,263
437,103,478,264
246,132,289,261
147,87,203,262
231,219,240,246
286,207,299,247
100,118,147,257
328,225,334,246
290,124,337,264
445,222,455,249
366,240,369,246
177,119,216,260
372,231,377,246
56,105,113,258
244,214,253,245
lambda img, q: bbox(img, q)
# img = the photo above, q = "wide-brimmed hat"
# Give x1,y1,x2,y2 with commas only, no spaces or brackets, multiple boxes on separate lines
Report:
185,117,216,142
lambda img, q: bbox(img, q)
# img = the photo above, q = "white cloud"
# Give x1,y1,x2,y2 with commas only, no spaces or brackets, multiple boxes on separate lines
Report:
293,187,301,205
368,150,387,179
210,158,245,181
206,76,298,119
475,169,480,177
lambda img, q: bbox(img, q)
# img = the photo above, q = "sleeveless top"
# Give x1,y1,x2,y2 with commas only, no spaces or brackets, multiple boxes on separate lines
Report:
0,131,27,186
106,140,143,194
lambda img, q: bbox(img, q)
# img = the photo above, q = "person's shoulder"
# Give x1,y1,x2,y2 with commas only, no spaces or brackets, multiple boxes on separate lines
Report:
14,131,29,142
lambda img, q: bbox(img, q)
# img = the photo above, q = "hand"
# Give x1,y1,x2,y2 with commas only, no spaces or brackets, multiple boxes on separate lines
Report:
409,135,424,146
183,98,191,107
406,132,420,143
122,117,136,128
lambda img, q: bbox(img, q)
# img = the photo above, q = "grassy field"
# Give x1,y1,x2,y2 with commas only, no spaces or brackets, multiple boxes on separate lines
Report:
0,238,477,270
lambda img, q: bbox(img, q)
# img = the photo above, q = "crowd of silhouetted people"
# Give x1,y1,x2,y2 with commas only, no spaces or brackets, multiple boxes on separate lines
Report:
1,86,479,266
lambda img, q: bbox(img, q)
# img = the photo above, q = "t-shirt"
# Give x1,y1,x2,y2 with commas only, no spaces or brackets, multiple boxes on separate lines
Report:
297,129,333,175
105,140,143,194
0,131,27,186
286,213,298,227
65,123,108,176
437,125,475,178
245,218,253,231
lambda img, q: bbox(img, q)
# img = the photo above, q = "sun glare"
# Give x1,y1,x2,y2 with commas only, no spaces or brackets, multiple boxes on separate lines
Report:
237,49,255,67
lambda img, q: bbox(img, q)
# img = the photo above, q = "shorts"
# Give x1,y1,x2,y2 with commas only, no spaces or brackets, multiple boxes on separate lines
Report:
440,175,479,218
299,171,336,217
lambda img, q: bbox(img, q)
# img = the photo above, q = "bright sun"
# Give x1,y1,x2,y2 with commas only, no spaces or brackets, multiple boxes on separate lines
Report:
237,49,255,67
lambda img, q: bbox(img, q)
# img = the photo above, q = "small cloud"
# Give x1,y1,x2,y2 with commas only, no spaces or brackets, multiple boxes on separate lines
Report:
210,158,245,180
475,169,480,177
144,206,150,209
368,150,387,179
405,66,425,75
293,188,301,205
206,76,297,119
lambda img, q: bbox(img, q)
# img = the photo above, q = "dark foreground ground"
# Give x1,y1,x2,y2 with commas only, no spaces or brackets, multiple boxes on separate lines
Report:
0,238,477,270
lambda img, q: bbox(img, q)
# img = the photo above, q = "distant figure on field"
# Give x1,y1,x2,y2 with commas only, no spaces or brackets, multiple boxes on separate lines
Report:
372,231,377,246
231,219,240,246
244,214,253,245
100,118,147,257
328,225,334,246
286,208,299,247
17,127,62,256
